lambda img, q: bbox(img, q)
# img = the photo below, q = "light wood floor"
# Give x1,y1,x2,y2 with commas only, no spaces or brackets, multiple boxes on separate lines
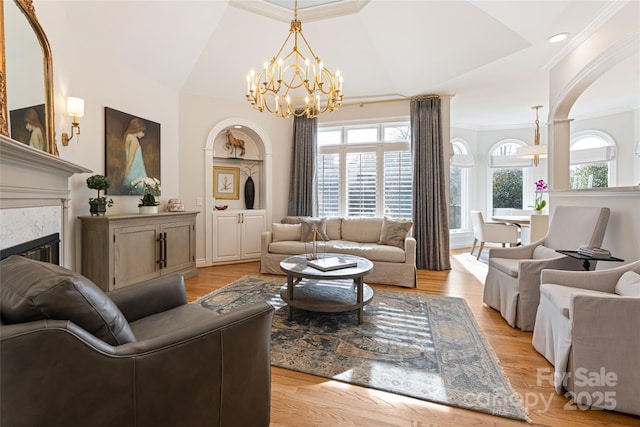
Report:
184,251,640,427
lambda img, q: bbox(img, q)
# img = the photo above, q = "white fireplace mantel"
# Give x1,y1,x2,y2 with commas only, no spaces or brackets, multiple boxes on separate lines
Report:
0,135,91,265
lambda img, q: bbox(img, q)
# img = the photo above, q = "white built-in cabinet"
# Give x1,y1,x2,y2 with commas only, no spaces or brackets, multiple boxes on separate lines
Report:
205,119,272,266
212,210,266,263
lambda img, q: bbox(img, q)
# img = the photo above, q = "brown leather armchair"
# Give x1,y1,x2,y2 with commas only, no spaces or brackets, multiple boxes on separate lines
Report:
0,256,274,427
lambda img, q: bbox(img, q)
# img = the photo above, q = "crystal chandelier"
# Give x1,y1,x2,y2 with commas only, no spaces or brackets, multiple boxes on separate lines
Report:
245,0,343,118
516,105,547,166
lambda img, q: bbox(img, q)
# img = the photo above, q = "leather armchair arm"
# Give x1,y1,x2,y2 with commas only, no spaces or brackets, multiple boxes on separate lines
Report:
107,273,187,322
112,302,273,356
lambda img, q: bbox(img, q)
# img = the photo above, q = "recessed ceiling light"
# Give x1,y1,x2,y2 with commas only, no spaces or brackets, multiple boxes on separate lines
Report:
548,32,570,43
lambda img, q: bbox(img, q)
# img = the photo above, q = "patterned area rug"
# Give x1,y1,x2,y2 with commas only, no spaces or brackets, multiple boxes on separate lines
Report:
196,276,529,422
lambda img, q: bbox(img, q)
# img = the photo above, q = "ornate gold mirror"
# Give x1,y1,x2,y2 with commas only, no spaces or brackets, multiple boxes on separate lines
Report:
1,0,58,155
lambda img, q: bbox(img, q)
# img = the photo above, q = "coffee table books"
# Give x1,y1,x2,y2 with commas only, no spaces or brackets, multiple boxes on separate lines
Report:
307,256,357,272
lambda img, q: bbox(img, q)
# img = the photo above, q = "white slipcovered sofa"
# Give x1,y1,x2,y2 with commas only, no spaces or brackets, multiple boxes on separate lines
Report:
260,217,417,287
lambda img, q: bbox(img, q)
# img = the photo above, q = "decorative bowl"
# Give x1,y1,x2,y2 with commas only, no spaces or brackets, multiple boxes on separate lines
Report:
215,205,228,210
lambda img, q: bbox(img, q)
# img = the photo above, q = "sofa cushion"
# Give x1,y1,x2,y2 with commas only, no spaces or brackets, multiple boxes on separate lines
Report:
300,217,330,241
342,217,383,243
0,255,136,346
615,271,640,297
326,217,342,240
540,283,613,318
379,218,412,248
269,241,309,255
272,223,302,242
488,257,521,278
326,241,406,263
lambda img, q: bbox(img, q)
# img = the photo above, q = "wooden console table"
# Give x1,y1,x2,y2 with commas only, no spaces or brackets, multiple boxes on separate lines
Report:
79,212,198,291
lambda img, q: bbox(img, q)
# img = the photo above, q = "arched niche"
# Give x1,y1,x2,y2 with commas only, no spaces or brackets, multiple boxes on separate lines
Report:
203,118,273,265
549,32,639,189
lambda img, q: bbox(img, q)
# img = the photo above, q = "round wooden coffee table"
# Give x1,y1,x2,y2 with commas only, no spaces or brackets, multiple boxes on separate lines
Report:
279,253,374,324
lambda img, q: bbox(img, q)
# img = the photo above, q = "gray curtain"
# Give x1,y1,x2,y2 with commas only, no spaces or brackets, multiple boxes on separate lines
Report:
411,96,451,270
288,115,317,216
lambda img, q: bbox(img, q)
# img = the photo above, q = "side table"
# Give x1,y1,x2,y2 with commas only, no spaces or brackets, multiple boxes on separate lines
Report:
555,250,624,271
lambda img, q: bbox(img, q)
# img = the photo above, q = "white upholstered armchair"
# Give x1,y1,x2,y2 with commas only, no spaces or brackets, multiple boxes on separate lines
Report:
470,211,519,260
482,206,610,331
532,261,640,416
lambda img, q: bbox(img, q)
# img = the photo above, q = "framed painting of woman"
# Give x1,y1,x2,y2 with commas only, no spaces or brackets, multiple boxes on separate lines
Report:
105,107,161,195
9,104,46,151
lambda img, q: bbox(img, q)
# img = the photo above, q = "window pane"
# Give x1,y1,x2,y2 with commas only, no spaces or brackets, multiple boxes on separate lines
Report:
317,153,340,217
570,163,609,189
346,152,377,216
318,130,341,146
384,151,413,219
492,168,523,215
492,143,520,156
450,166,462,229
346,128,377,144
383,125,410,142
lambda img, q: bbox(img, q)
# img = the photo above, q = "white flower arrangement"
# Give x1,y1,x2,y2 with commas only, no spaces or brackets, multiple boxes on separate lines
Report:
130,177,161,206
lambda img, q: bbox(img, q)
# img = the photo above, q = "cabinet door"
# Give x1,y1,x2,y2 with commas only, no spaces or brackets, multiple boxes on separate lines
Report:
213,212,242,262
114,225,160,288
162,220,194,275
241,211,266,259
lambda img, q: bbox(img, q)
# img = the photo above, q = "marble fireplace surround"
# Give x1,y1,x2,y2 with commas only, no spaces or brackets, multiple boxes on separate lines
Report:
0,135,90,266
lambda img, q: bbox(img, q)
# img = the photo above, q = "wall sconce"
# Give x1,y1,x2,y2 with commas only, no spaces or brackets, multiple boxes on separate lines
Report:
61,97,85,146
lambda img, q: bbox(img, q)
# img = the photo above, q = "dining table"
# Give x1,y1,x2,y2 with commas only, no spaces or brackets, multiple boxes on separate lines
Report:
490,215,531,226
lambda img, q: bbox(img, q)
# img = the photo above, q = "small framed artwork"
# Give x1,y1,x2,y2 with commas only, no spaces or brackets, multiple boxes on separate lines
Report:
105,107,161,195
213,166,240,200
9,104,46,151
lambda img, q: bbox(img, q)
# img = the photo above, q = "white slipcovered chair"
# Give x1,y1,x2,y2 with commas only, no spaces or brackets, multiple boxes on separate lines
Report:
532,260,640,415
470,211,519,260
482,206,610,331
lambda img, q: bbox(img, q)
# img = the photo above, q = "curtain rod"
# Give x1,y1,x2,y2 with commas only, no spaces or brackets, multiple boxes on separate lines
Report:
342,94,440,107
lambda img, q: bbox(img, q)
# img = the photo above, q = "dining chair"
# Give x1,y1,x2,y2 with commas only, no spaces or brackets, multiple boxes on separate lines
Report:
470,211,519,260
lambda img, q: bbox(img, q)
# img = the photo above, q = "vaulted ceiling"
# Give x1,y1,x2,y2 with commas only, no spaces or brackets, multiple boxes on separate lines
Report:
59,0,639,129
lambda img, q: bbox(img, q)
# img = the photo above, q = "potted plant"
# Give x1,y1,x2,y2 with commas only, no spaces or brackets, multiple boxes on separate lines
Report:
86,175,114,216
131,177,161,214
529,179,548,213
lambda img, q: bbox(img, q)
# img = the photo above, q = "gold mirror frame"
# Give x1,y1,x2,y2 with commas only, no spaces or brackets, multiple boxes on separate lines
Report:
0,0,58,156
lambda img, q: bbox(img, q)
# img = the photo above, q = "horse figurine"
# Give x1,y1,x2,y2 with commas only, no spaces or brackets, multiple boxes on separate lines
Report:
225,130,246,157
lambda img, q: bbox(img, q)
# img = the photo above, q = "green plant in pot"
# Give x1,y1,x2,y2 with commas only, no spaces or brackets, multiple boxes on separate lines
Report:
86,175,114,216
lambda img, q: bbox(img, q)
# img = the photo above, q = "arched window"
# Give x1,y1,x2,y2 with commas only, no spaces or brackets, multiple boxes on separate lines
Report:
488,139,531,215
570,130,616,188
450,138,474,231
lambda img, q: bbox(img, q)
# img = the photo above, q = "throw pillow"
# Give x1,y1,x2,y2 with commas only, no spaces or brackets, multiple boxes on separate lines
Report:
378,218,413,248
280,216,309,224
342,217,384,243
300,217,330,242
272,223,302,242
615,271,640,297
0,255,136,346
